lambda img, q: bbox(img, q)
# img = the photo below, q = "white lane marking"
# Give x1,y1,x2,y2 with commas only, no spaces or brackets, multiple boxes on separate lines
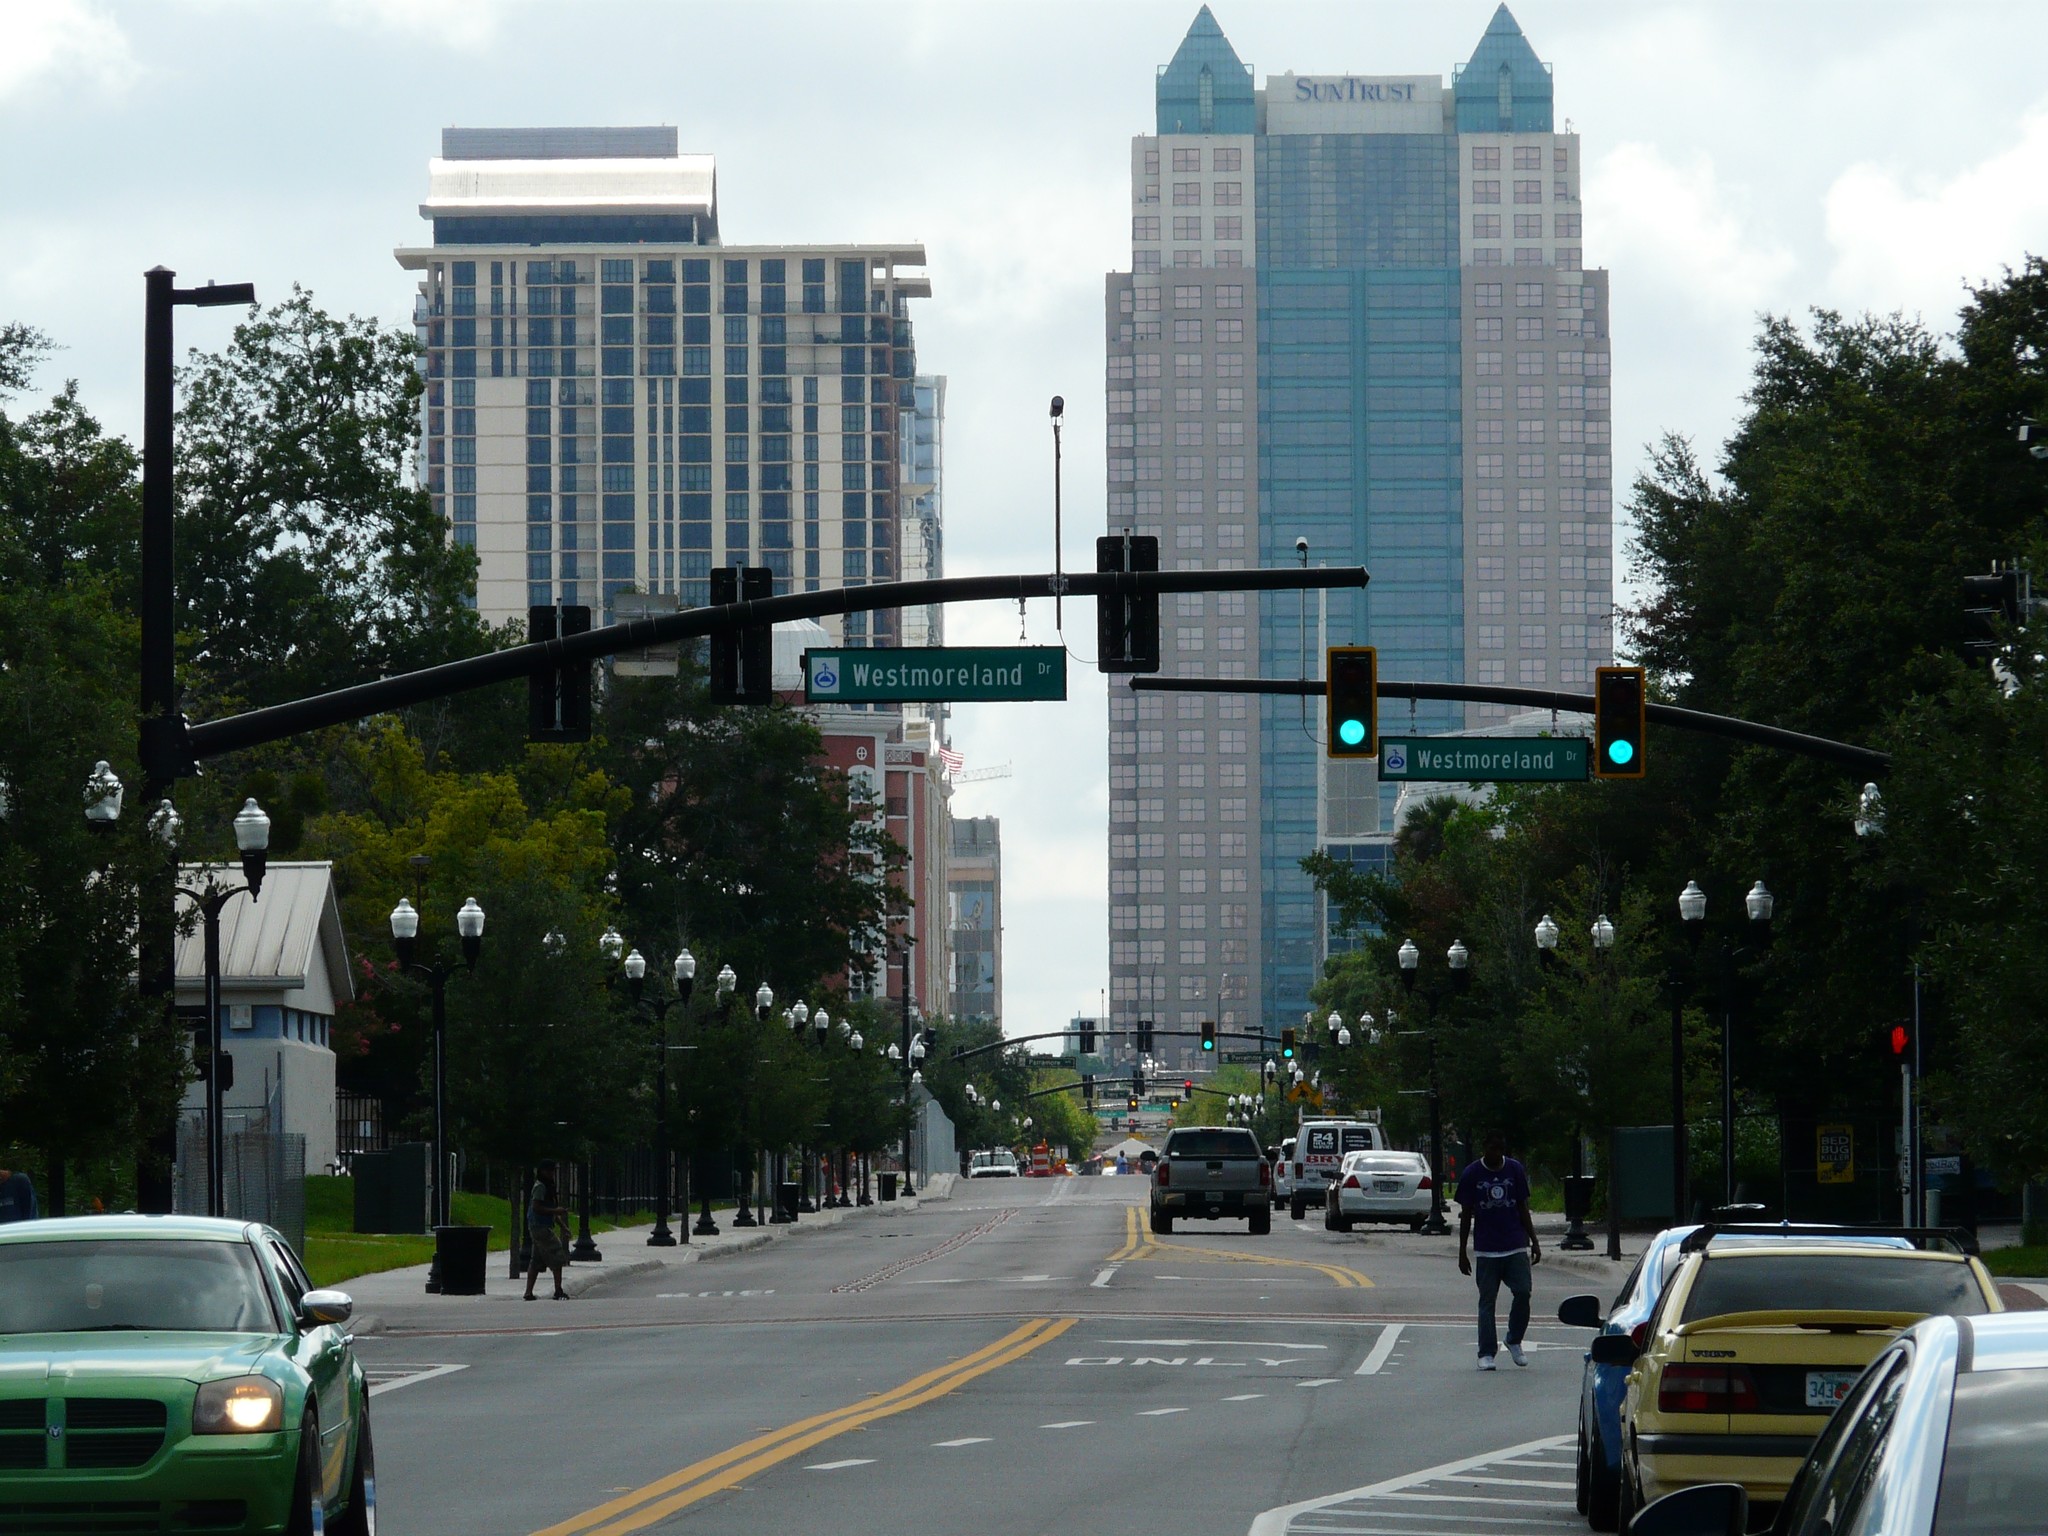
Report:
1222,1393,1265,1401
1455,1476,1578,1490
366,1363,469,1397
903,1274,1054,1285
805,1458,876,1471
933,1436,992,1447
1375,1492,1578,1507
1296,1378,1341,1388
1137,1407,1189,1416
1104,1338,1326,1349
1092,1267,1119,1288
1355,1323,1405,1375
1247,1433,1574,1536
1041,1420,1095,1430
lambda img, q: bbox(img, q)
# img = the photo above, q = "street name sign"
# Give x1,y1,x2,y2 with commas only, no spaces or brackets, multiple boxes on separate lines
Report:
1378,734,1589,783
803,646,1067,704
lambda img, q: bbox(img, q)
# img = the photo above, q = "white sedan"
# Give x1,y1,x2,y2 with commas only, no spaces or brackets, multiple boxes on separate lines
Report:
1324,1150,1433,1232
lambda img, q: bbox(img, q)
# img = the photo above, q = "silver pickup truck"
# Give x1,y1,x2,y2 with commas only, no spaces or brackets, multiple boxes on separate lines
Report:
1148,1126,1271,1235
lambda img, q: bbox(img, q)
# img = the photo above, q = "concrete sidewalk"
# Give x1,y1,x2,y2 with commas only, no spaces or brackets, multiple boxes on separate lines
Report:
339,1173,955,1333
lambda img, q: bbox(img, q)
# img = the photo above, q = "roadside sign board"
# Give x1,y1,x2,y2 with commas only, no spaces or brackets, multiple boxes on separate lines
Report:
1816,1124,1855,1184
1378,734,1589,783
803,647,1066,704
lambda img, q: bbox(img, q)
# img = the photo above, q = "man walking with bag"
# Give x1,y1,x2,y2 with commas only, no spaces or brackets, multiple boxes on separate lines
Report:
1456,1130,1541,1370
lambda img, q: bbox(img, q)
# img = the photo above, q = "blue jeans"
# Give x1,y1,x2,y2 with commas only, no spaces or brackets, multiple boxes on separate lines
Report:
1474,1251,1532,1358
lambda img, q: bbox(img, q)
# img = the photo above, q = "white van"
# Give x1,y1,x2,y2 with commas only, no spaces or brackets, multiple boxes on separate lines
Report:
1269,1137,1297,1209
968,1150,1019,1178
1289,1119,1385,1218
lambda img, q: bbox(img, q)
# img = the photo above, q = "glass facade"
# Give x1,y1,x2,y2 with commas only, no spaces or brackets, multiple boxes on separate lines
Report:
1107,7,1611,1052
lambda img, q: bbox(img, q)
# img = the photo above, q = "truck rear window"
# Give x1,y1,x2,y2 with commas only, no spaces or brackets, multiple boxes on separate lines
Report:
1340,1129,1377,1152
1166,1129,1261,1159
1682,1254,1989,1323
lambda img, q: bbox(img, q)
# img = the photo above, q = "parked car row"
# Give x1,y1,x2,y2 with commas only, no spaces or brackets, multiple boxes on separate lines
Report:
1554,1221,2025,1536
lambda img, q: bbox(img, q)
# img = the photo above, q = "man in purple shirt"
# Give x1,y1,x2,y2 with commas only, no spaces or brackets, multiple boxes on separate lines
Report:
1455,1131,1540,1370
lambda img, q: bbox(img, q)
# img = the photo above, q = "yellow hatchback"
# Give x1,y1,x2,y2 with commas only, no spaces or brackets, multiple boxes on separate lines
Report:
1602,1228,2001,1528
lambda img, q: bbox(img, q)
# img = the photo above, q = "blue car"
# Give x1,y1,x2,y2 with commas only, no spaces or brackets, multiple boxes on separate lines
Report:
1629,1310,2048,1536
1558,1224,1914,1531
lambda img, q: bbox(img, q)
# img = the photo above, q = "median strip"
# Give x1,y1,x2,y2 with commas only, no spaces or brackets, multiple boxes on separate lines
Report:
531,1316,1076,1536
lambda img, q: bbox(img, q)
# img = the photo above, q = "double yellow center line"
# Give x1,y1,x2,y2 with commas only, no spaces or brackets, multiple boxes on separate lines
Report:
532,1317,1076,1536
1110,1204,1373,1289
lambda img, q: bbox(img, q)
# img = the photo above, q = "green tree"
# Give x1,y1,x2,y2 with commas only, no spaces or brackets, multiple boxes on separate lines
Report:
173,288,489,713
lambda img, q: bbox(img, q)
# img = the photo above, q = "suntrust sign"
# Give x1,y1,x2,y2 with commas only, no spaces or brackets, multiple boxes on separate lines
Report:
1294,77,1417,103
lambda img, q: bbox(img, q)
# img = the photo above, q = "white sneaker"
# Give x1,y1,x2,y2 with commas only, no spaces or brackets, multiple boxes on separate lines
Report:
1507,1344,1528,1368
1476,1355,1496,1371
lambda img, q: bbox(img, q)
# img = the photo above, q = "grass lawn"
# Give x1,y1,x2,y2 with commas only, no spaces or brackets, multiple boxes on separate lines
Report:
1982,1244,2048,1278
300,1175,668,1288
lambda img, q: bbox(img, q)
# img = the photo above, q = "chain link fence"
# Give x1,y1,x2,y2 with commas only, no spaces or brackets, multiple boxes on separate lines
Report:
175,1109,307,1256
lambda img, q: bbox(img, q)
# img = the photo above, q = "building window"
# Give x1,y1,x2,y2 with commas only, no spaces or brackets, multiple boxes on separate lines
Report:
1519,657,1549,683
1215,285,1243,309
1472,179,1500,204
1173,181,1201,206
1516,282,1545,308
1472,213,1501,240
1516,453,1546,478
1514,179,1542,203
1478,624,1505,650
1475,454,1503,479
1520,556,1547,581
1471,145,1500,170
1475,419,1503,445
1516,351,1545,376
1133,215,1160,241
1474,283,1504,310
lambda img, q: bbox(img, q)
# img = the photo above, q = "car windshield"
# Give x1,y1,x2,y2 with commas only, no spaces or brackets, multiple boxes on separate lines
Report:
1681,1253,1989,1322
1933,1368,2048,1536
1167,1129,1259,1158
0,1239,277,1335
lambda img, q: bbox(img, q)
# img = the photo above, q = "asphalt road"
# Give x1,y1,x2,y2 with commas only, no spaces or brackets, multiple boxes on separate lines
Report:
357,1177,1607,1535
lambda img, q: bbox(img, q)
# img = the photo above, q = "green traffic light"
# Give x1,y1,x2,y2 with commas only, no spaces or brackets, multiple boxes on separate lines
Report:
1337,718,1366,747
1606,739,1635,765
1201,1039,1214,1051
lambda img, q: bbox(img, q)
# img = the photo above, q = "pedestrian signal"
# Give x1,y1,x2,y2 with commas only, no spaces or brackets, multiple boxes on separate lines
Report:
1325,646,1378,759
1592,665,1647,779
1888,1022,1914,1060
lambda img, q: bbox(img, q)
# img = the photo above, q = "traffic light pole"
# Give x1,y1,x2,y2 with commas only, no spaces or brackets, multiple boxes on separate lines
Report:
1129,676,1890,776
180,566,1369,765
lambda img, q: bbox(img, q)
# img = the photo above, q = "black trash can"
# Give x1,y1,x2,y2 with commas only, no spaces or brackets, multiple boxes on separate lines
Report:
777,1181,801,1222
879,1171,899,1202
433,1225,491,1296
1563,1175,1596,1226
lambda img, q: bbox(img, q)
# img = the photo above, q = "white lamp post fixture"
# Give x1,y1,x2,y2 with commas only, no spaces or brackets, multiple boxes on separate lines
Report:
1746,880,1775,925
622,949,648,984
1854,782,1885,839
715,963,736,999
84,760,124,825
599,925,625,963
754,981,773,1020
148,798,183,848
1534,913,1560,954
1591,913,1616,951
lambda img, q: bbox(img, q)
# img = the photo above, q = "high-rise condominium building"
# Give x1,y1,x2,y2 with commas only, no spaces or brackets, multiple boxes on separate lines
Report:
1105,7,1613,1059
397,126,931,634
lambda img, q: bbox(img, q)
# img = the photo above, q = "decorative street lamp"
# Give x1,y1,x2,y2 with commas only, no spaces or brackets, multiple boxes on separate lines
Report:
1853,781,1885,839
388,877,485,1290
166,796,271,1219
1591,913,1616,951
1534,913,1560,967
615,943,694,1247
1394,935,1461,1234
84,760,125,825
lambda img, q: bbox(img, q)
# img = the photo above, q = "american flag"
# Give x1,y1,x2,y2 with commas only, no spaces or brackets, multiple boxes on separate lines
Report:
937,745,965,777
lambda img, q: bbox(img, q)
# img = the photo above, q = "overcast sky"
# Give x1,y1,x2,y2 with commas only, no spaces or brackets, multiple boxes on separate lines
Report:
4,0,2044,1042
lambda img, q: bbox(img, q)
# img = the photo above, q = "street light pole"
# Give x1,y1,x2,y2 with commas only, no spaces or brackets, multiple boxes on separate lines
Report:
137,268,255,1216
389,887,485,1287
1398,937,1463,1236
899,944,918,1197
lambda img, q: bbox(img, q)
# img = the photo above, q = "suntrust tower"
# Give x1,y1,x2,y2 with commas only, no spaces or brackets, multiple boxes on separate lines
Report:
1104,7,1615,1061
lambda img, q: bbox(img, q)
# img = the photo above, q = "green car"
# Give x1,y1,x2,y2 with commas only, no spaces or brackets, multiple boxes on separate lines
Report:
0,1214,373,1534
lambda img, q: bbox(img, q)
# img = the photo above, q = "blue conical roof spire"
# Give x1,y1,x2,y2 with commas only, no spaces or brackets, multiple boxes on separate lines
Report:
1455,4,1554,133
1157,7,1254,135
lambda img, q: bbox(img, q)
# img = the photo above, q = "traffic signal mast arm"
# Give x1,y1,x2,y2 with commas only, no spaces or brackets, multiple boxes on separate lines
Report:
181,565,1368,763
946,1025,1289,1063
1130,674,1889,776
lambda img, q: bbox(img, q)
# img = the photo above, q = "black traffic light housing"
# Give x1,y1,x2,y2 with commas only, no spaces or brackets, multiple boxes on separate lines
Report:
1961,571,2023,664
1325,646,1378,759
1887,1021,1914,1061
709,566,775,704
1133,1067,1146,1097
1199,1021,1216,1053
528,604,594,742
1079,1020,1096,1054
1127,1096,1140,1112
1280,1028,1297,1060
1096,533,1161,673
1082,1076,1095,1107
1136,1018,1155,1054
1592,665,1647,780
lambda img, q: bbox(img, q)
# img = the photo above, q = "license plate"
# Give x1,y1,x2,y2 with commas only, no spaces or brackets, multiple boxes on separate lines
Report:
1805,1370,1861,1409
1374,1178,1402,1192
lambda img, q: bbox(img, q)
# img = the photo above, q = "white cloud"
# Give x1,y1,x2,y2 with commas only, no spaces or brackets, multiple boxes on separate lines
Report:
324,0,497,48
1823,106,2048,320
1588,141,1797,318
0,0,137,101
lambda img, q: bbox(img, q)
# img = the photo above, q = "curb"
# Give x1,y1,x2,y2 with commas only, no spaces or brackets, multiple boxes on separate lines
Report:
563,1256,666,1298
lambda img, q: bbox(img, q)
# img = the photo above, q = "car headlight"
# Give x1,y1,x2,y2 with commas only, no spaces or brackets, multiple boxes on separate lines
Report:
192,1376,284,1435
